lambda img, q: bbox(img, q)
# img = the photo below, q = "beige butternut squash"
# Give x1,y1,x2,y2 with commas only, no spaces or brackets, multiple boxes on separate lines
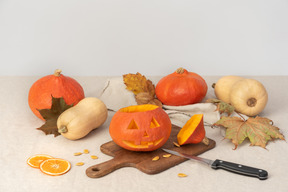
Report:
213,76,244,104
214,76,268,116
57,97,108,140
230,79,268,116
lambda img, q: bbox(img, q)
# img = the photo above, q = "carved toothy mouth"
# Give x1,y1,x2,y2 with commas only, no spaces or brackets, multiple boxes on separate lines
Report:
122,138,164,149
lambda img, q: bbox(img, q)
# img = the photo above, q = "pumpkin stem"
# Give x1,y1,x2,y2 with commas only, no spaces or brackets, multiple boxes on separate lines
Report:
236,111,247,121
175,67,185,74
247,98,257,107
58,125,68,133
201,136,210,146
54,69,62,77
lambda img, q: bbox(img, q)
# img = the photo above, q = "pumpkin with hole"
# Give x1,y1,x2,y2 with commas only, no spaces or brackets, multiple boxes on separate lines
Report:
213,76,268,116
155,67,207,106
109,104,172,151
28,69,85,120
57,97,108,140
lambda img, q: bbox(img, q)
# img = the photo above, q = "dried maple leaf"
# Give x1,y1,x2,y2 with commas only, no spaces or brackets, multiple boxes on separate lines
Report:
214,116,285,149
206,98,235,116
37,96,73,137
123,72,162,107
123,72,155,96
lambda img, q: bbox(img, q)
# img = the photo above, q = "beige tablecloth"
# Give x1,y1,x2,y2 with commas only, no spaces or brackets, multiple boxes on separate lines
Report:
0,76,287,192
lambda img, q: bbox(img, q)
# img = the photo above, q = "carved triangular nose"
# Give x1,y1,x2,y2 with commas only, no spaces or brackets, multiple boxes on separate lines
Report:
143,131,149,137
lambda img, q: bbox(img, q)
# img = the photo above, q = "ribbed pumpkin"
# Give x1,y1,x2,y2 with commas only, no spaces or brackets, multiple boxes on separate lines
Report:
28,69,85,120
155,68,207,106
109,104,171,151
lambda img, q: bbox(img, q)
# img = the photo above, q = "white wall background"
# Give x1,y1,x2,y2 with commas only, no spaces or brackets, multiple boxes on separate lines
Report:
0,0,287,76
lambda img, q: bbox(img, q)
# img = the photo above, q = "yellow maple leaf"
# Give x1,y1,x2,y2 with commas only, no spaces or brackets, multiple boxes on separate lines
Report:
123,72,155,96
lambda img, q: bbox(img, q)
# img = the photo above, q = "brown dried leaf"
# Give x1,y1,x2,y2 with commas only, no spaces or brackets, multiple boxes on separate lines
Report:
146,79,155,97
135,92,154,105
206,98,235,116
148,99,163,108
37,96,73,137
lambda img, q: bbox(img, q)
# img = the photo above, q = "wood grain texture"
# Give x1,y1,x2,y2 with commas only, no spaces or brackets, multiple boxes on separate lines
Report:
86,124,216,178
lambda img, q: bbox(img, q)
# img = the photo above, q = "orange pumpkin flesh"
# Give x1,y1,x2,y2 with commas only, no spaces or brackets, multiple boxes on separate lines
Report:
155,68,208,106
177,114,206,145
109,104,172,152
28,69,85,120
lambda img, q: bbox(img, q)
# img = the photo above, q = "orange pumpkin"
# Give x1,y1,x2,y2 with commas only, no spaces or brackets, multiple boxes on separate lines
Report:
28,69,85,120
109,104,172,151
155,67,207,106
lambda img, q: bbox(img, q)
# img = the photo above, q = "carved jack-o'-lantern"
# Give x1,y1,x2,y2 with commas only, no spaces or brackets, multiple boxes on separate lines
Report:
109,104,172,151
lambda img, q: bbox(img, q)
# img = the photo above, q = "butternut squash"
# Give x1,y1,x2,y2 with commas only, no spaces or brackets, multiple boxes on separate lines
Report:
57,97,108,140
214,76,268,116
229,79,268,116
213,76,244,104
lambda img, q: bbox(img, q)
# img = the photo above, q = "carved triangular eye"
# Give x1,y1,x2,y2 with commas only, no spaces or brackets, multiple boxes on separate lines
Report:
150,117,160,128
127,119,139,129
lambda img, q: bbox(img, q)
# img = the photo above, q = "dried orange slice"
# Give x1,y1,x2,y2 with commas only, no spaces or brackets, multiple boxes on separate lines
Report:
27,154,53,168
39,158,71,176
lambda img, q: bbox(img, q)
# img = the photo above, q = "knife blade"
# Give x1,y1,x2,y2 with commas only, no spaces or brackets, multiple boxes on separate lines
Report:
162,148,268,180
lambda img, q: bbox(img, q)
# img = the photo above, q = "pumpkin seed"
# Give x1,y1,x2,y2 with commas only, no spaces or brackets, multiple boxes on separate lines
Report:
178,173,188,177
83,149,89,154
91,155,98,159
152,156,160,161
163,154,171,158
74,152,82,156
76,162,84,166
173,142,180,147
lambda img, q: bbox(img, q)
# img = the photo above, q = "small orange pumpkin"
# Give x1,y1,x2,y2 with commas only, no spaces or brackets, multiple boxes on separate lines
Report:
109,104,172,151
155,67,207,106
28,69,85,120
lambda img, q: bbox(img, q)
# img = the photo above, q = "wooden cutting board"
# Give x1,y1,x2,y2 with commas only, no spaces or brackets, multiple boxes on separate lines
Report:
86,124,216,178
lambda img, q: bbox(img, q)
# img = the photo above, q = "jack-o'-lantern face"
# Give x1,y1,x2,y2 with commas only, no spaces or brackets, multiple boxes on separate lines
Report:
109,104,172,151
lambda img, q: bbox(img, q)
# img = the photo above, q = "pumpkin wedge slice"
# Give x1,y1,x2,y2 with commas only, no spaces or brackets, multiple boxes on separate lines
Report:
177,114,209,145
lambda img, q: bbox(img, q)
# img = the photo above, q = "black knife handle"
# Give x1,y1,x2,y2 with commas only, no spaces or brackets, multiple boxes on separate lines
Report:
211,159,268,180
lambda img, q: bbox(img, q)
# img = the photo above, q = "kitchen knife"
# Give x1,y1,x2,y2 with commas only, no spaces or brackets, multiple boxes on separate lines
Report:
162,148,268,180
